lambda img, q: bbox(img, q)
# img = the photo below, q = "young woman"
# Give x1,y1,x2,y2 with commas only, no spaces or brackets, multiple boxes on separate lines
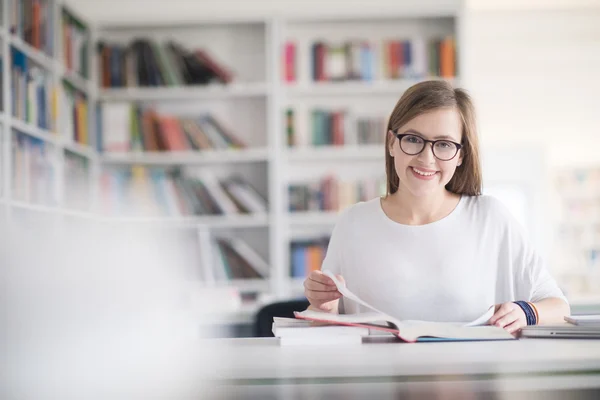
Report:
303,80,570,333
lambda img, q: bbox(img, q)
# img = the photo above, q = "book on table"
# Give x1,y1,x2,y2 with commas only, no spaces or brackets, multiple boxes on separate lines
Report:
293,271,515,343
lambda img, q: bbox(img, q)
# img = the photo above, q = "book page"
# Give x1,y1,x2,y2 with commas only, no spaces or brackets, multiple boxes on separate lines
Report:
323,270,494,327
323,271,387,315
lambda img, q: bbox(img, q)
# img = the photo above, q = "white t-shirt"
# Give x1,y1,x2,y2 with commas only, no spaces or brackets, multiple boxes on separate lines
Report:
321,195,568,323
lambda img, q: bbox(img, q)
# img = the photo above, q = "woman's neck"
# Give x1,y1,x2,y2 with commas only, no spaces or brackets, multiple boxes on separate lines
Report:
383,189,460,226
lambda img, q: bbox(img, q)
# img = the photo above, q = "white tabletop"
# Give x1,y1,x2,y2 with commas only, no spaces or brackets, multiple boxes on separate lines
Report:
203,337,600,381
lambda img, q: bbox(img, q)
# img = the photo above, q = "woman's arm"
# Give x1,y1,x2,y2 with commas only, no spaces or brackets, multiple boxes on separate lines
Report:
533,297,570,324
490,297,570,333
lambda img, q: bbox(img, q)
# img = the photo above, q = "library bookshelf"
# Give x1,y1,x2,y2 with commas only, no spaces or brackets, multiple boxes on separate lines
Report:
1,1,466,326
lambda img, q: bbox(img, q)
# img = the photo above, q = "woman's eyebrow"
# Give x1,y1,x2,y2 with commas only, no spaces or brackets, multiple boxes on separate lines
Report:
403,129,457,141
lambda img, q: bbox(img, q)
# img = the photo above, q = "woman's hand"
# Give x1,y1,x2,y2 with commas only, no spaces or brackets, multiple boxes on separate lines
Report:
304,270,343,313
488,302,527,334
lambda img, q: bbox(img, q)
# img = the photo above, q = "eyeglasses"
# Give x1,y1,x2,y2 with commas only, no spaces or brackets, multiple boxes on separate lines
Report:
391,131,462,161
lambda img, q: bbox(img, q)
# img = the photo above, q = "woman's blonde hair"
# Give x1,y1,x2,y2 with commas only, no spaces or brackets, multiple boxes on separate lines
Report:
385,80,482,196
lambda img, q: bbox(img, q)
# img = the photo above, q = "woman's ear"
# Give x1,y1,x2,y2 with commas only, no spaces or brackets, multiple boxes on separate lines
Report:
387,130,395,157
457,151,464,167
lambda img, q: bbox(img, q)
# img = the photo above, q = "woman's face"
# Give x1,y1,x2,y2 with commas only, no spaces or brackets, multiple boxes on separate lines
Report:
389,107,463,198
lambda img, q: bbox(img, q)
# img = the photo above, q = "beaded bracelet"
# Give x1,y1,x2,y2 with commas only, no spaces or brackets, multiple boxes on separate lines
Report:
513,300,537,325
528,302,540,324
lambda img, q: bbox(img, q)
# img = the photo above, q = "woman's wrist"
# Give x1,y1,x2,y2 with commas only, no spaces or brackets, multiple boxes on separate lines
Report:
513,300,537,325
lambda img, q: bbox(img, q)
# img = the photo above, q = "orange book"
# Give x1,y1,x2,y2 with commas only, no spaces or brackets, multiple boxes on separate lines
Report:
440,37,455,78
32,1,40,49
305,246,324,276
63,23,72,71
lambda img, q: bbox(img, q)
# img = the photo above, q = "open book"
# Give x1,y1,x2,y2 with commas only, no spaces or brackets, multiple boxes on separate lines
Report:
294,271,516,343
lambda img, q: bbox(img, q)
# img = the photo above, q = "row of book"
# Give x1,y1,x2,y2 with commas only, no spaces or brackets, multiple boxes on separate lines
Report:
62,7,89,79
10,0,55,56
64,151,91,210
289,176,386,212
99,168,267,217
198,230,270,283
285,108,386,147
62,81,90,146
99,104,245,153
97,39,233,88
290,238,329,278
284,37,456,82
12,131,56,205
11,47,53,131
10,48,90,145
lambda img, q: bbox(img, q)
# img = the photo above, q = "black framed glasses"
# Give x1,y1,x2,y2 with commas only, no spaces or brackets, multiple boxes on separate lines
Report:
391,131,462,161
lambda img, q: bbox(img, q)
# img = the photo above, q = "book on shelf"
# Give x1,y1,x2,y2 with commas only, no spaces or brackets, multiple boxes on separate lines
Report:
64,150,90,210
289,176,386,213
300,36,455,83
283,41,296,83
197,229,270,285
286,108,386,147
61,80,90,146
290,238,329,279
97,39,234,88
11,131,56,205
98,103,246,153
11,47,55,132
294,272,514,343
99,167,268,217
10,0,55,57
62,6,89,79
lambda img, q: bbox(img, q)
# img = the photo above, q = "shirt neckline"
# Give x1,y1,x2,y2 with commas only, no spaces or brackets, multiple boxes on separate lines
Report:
376,194,466,229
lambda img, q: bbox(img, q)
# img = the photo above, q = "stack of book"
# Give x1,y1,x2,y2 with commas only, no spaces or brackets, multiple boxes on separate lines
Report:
97,39,233,87
288,176,386,213
99,168,267,217
198,230,270,283
285,108,386,147
99,104,245,153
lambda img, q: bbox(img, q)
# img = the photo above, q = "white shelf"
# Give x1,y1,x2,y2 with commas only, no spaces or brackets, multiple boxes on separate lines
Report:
10,119,60,145
61,68,92,95
63,141,99,161
9,35,56,71
101,148,270,165
288,211,341,226
8,200,94,218
100,213,270,228
285,78,457,96
98,82,269,102
286,145,384,162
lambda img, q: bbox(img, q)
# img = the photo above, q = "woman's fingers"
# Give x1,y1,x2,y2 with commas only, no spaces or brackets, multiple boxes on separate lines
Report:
304,278,337,292
504,319,524,334
493,311,518,328
489,303,513,325
308,270,337,287
306,290,342,303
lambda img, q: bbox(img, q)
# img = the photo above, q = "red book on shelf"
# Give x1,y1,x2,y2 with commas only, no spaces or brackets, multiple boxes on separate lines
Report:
284,41,296,82
158,117,189,151
194,50,234,84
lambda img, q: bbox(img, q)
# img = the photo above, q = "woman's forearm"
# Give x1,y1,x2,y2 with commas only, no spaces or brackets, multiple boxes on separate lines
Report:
533,297,570,325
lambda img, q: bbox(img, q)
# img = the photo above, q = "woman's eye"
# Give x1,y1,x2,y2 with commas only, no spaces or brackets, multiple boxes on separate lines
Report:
406,136,422,143
436,141,452,149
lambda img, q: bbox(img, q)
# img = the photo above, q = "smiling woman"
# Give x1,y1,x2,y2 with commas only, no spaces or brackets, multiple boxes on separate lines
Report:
302,80,570,335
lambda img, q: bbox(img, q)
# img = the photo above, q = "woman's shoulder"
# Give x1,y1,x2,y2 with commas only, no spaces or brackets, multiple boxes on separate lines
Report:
461,194,521,227
336,197,382,226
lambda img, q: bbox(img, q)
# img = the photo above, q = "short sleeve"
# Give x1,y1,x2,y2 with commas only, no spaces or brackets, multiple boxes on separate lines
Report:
502,210,569,305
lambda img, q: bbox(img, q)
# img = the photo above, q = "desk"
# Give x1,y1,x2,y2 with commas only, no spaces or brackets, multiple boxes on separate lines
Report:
200,337,600,399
